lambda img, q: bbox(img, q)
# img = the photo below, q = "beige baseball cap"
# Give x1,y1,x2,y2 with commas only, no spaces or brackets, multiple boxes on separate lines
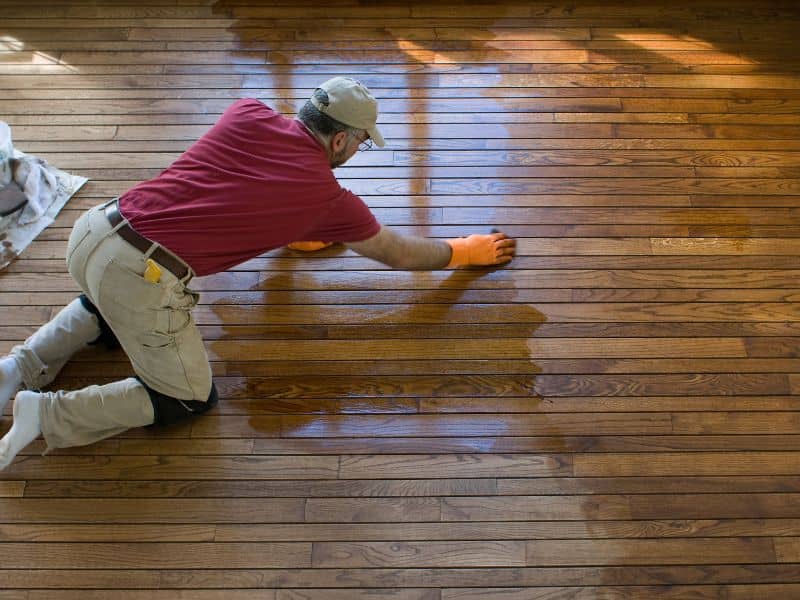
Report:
310,77,385,148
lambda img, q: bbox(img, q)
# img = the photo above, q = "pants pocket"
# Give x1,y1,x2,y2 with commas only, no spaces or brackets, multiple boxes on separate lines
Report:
97,258,171,334
128,329,209,401
132,332,183,390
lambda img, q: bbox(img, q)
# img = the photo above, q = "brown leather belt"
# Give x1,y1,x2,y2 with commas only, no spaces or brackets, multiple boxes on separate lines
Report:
104,200,189,280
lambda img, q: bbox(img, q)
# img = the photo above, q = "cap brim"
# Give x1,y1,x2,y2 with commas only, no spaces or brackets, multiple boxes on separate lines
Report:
367,126,386,148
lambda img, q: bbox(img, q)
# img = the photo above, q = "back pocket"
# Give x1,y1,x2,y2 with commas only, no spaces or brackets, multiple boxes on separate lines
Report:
97,258,171,334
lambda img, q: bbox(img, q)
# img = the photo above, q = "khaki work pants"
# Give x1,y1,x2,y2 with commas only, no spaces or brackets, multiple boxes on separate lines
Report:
10,201,212,449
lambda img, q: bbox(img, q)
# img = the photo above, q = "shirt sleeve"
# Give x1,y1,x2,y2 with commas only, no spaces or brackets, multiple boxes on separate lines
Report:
305,188,381,243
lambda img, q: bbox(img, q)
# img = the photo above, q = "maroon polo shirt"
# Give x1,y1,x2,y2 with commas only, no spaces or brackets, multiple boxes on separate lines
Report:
118,98,380,276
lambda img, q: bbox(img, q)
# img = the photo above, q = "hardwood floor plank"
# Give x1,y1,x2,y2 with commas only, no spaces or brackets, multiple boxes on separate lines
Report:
525,538,777,566
311,541,526,567
272,414,672,438
775,537,800,562
16,434,800,456
203,338,747,361
25,593,275,600
0,455,338,479
0,481,25,497
193,302,800,324
672,412,800,434
429,177,800,196
0,569,159,589
419,395,800,413
629,494,800,519
0,542,312,568
17,476,800,498
337,455,571,479
21,478,499,498
442,585,800,599
0,498,306,522
0,523,216,542
442,494,800,521
62,433,800,455
574,452,800,476
198,373,792,399
790,374,800,394
304,498,441,522
498,476,800,495
215,519,800,542
4,564,800,589
276,592,436,600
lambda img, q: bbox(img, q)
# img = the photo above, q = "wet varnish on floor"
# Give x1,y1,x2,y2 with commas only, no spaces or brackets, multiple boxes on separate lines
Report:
1,1,800,598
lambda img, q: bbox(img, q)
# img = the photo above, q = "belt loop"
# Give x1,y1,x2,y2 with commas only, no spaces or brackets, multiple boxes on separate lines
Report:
108,218,127,235
142,243,158,260
105,198,127,235
180,266,195,284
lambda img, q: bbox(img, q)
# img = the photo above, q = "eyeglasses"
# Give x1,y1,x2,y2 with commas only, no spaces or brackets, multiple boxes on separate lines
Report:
349,131,373,152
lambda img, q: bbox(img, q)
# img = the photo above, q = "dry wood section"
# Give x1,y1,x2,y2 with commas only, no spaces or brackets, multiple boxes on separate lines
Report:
1,0,800,598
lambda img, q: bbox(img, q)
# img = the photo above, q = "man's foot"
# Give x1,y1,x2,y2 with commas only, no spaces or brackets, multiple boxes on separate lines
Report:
286,241,334,252
0,390,43,470
0,357,23,415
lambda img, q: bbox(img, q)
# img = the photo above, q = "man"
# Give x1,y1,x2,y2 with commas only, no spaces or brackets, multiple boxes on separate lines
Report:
0,77,516,469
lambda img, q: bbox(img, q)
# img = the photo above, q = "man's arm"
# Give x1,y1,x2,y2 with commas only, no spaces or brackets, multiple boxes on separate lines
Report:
345,225,451,270
345,225,516,270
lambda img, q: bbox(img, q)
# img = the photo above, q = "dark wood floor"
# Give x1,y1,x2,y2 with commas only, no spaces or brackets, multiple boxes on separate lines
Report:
1,0,800,598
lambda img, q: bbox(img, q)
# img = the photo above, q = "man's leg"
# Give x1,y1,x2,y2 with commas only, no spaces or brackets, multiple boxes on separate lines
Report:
1,203,118,412
0,375,219,469
0,360,22,415
0,296,107,414
1,203,217,468
0,376,153,469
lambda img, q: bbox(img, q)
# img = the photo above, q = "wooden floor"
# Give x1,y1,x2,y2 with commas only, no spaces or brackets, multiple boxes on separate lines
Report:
1,0,800,597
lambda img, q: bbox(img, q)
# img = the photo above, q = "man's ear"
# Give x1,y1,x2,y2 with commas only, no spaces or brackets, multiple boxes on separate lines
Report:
330,130,348,153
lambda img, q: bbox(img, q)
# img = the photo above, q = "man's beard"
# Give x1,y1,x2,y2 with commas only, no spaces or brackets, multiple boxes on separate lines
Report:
330,147,348,169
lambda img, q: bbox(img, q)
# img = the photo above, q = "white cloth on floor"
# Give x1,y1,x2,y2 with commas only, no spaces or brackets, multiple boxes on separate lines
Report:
15,156,60,225
0,120,87,270
0,121,12,186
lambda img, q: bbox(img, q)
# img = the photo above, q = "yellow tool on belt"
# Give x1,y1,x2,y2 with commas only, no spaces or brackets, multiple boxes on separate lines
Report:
143,258,162,283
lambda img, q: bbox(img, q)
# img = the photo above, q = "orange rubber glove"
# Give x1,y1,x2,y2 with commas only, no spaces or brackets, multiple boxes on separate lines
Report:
286,241,334,252
446,232,515,268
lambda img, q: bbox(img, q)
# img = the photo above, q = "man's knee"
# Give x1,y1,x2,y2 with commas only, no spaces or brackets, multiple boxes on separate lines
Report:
138,378,219,426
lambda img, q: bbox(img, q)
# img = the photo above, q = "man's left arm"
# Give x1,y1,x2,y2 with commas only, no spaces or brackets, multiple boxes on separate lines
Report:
345,225,516,270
